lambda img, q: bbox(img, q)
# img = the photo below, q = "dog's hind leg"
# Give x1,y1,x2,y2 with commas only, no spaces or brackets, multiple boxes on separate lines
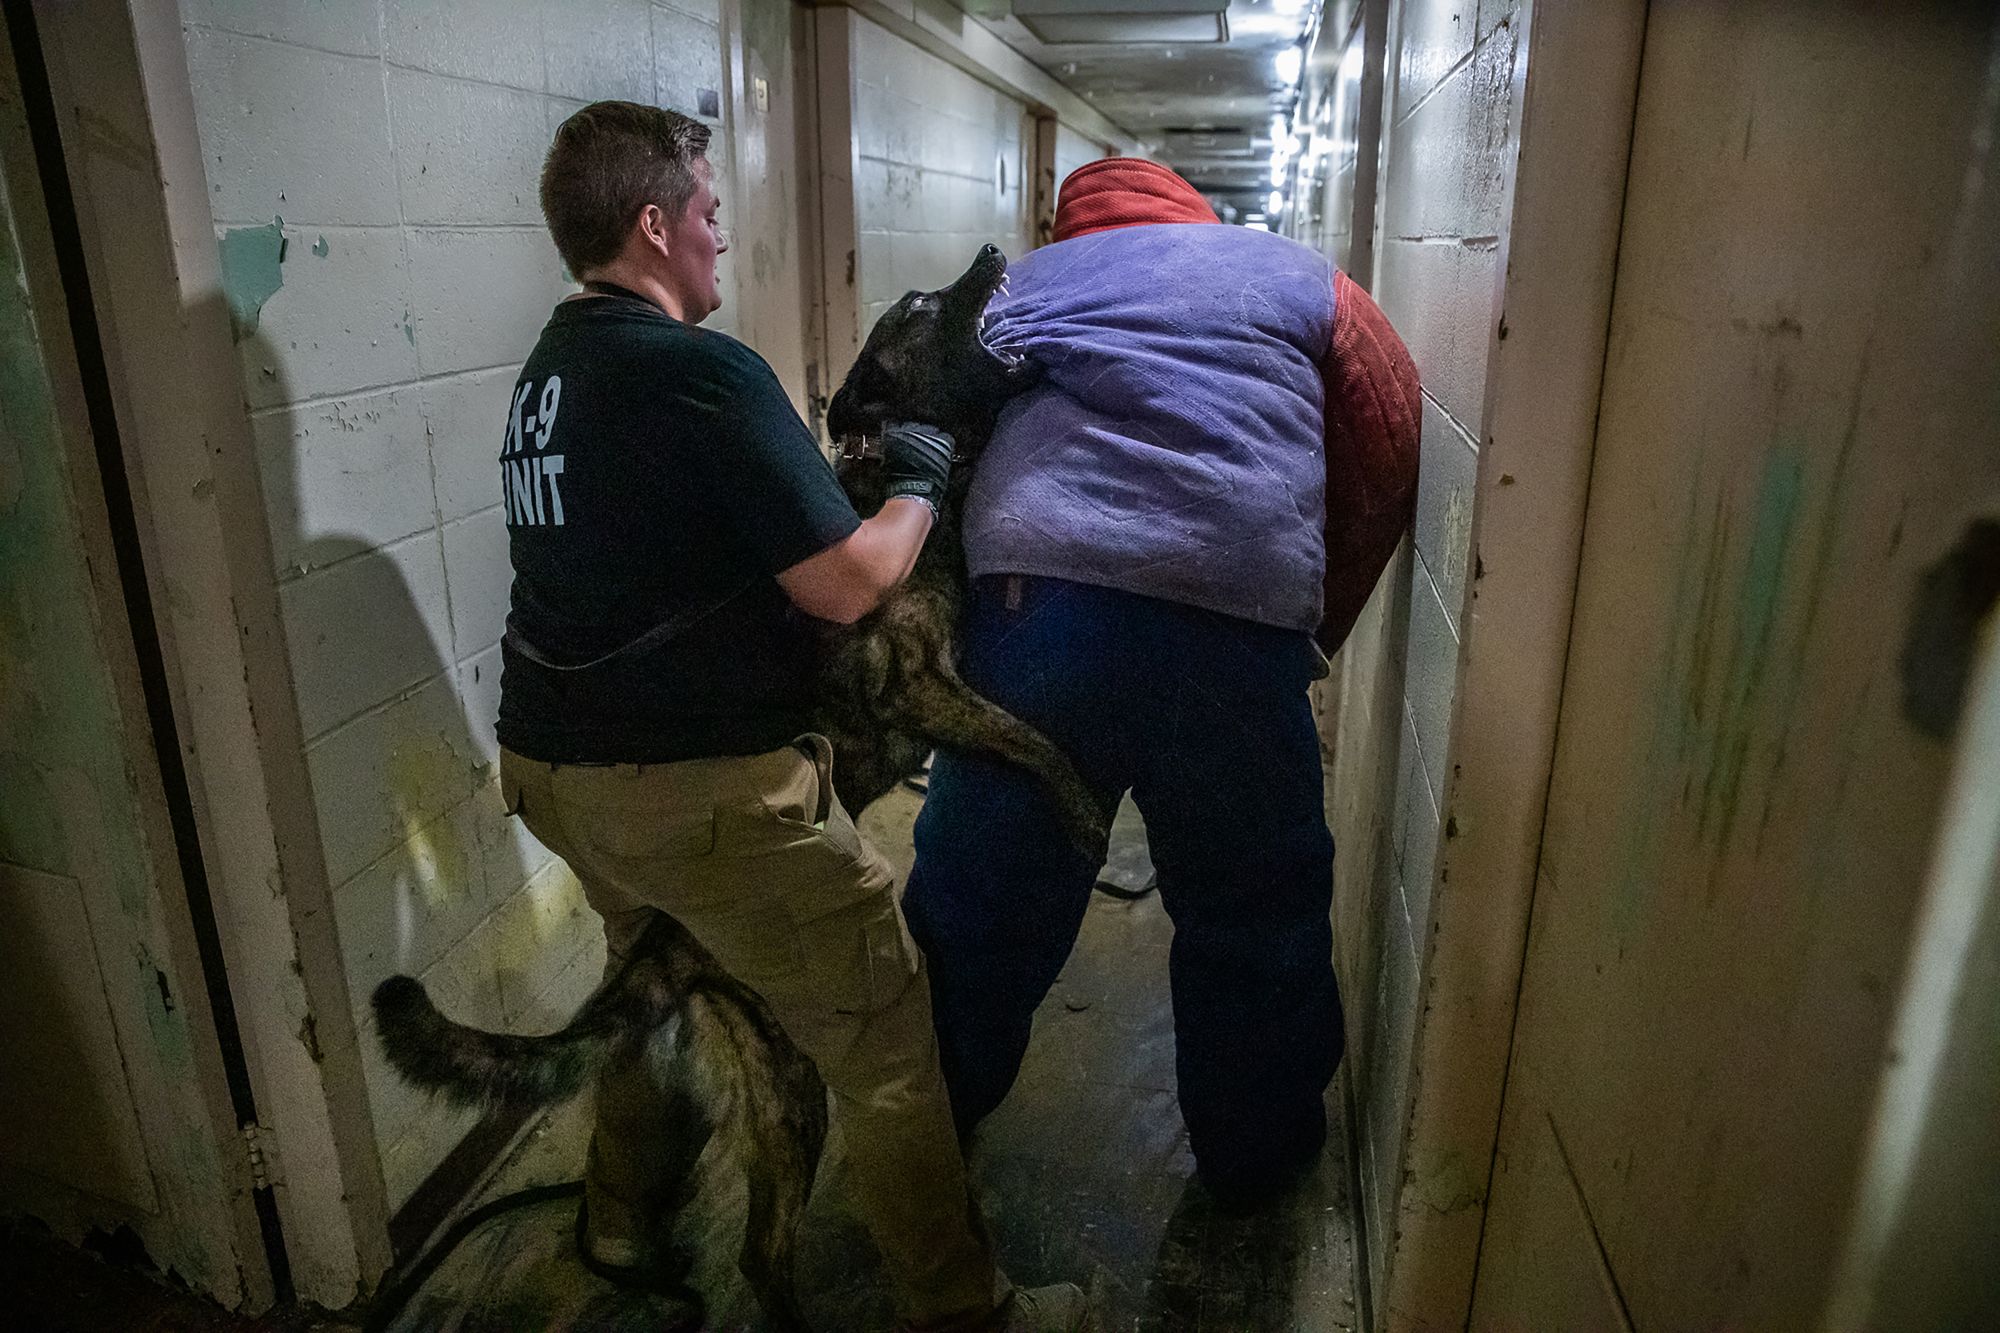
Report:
740,1159,814,1333
680,984,822,1330
631,1038,716,1278
902,657,1110,855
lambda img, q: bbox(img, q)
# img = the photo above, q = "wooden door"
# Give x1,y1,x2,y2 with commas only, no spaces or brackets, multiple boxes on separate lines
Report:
1467,4,2000,1328
0,12,271,1306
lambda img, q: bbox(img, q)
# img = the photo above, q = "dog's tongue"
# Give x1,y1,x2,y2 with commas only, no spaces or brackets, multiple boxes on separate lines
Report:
1053,159,1219,242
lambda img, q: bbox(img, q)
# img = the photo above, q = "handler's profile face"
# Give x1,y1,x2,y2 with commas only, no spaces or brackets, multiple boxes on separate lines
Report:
664,156,727,323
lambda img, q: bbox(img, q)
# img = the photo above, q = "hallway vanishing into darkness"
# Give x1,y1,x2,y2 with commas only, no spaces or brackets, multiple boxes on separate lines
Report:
384,793,1360,1333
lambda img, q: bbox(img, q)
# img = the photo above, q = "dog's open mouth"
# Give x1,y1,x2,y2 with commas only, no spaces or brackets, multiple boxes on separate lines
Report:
981,331,1026,369
961,244,1026,369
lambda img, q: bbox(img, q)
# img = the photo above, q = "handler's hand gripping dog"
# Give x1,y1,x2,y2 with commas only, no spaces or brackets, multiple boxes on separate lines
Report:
879,421,956,519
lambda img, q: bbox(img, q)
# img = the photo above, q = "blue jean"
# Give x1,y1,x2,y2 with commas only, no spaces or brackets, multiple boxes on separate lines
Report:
902,575,1344,1186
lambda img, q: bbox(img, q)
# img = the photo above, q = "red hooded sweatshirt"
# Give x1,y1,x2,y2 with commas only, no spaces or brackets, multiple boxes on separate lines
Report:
1045,158,1419,652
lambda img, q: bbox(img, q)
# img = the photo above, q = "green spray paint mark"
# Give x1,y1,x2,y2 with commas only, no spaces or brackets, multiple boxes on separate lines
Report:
404,315,417,346
311,233,329,258
1698,445,1804,848
217,215,285,341
1611,478,1708,938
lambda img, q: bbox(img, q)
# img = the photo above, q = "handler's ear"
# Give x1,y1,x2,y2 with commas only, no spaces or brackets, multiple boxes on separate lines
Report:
636,202,671,258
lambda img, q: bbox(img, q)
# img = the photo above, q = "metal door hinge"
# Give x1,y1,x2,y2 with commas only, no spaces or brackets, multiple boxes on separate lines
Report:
242,1122,282,1191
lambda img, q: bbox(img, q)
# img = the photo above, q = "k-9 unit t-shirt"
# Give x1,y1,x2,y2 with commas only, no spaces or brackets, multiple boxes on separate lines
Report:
494,293,859,764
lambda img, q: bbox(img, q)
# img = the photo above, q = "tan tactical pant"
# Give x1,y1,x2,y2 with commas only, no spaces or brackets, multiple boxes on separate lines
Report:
498,737,1003,1328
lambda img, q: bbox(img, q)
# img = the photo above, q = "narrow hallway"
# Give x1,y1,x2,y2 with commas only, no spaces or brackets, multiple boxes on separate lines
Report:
5,2,1997,1331
383,793,1360,1331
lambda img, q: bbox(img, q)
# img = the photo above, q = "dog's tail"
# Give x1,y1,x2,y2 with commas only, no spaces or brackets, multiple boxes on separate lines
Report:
372,916,688,1110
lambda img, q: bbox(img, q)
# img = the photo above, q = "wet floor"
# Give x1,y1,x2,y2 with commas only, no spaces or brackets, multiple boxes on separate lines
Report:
386,790,1359,1332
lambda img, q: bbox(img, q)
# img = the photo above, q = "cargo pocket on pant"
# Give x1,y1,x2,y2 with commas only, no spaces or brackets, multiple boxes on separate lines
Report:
795,889,920,1017
705,807,909,1010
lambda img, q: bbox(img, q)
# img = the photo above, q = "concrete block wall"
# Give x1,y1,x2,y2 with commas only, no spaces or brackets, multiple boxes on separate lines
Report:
850,14,1034,329
1051,122,1103,192
178,0,736,1207
1319,0,1524,1303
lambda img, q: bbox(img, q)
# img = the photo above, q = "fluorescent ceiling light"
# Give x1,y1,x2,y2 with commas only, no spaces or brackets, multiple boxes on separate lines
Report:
1339,35,1365,82
1166,127,1254,153
1275,46,1304,84
1014,0,1228,44
1268,188,1285,213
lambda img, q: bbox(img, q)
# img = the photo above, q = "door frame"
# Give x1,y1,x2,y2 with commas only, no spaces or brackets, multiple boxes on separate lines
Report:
20,0,396,1307
1372,1,1650,1326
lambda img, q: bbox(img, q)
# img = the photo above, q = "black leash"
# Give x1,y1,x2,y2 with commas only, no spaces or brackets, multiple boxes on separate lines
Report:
360,1180,583,1333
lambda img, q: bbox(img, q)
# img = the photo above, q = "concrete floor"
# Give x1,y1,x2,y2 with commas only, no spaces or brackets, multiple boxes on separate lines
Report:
384,790,1361,1332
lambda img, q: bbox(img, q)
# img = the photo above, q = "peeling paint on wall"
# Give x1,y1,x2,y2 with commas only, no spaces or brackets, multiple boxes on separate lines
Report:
216,216,285,340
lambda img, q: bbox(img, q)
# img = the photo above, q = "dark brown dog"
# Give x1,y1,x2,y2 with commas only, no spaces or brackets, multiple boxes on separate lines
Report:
372,246,1096,1330
815,243,1103,850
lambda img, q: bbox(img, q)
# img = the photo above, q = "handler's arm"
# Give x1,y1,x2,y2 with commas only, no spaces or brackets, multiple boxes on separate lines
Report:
776,420,955,625
777,498,933,625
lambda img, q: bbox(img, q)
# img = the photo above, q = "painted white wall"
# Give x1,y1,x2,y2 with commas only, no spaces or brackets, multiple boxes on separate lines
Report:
1050,121,1101,193
176,0,736,1208
1313,0,1524,1306
849,12,1033,330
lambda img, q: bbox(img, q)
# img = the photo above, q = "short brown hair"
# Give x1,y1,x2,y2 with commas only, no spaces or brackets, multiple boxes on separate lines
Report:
540,101,712,273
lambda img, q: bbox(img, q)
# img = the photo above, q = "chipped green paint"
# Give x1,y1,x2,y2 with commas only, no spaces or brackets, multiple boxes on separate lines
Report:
216,215,285,340
311,233,329,258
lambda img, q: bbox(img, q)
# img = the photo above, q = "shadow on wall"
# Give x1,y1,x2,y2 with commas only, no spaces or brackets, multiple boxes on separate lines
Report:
233,292,583,1212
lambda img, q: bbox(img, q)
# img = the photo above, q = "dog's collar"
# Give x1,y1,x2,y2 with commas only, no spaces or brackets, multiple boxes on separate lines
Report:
835,434,972,465
837,435,885,464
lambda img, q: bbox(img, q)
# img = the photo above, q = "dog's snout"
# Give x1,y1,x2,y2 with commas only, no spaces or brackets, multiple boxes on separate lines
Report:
978,243,1001,260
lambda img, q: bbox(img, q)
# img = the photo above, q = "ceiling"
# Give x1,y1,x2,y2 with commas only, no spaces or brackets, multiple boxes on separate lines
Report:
956,0,1345,222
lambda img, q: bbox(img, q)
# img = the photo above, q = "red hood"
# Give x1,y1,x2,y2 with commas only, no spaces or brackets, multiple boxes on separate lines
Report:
1053,158,1220,242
